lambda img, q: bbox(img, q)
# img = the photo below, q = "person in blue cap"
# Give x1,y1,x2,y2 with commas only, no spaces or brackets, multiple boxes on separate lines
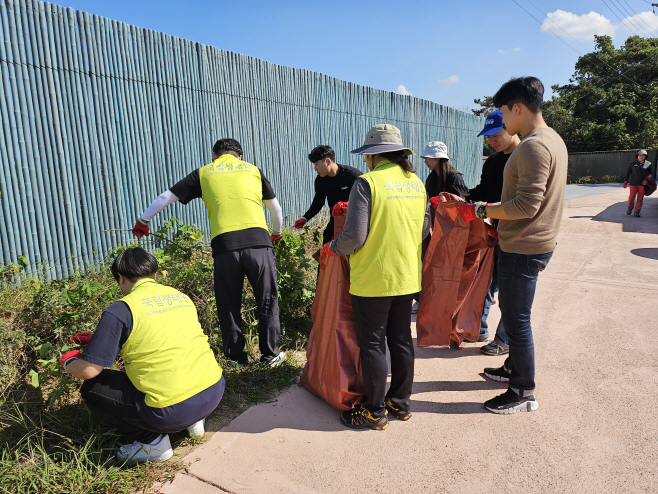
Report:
469,110,520,355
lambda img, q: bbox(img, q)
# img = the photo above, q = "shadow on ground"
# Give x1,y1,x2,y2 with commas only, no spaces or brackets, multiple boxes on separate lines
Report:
569,197,658,234
631,248,658,260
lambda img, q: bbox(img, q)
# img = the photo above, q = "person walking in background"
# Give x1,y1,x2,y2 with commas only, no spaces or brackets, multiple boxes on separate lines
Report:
326,124,429,430
469,110,520,354
60,248,224,465
132,139,286,367
458,77,567,414
624,149,652,218
293,145,362,244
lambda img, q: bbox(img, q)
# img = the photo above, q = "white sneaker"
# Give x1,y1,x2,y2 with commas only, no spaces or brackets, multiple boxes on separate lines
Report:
266,351,286,368
116,434,173,465
411,301,419,314
187,418,205,436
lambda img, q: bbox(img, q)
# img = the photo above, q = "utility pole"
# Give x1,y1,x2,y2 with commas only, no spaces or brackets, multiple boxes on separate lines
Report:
652,3,658,14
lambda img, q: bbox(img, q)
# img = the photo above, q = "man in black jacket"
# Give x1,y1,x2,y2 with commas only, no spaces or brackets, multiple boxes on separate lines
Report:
624,149,652,218
294,145,362,244
470,110,520,355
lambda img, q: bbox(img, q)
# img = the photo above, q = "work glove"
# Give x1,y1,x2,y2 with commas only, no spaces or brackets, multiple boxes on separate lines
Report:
457,204,477,222
70,332,93,346
271,233,283,243
331,202,348,216
132,218,150,238
429,196,440,210
322,242,339,257
623,181,628,188
60,349,82,371
294,218,307,229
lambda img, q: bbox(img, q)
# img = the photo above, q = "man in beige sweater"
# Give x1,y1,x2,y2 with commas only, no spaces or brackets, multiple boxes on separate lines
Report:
457,77,567,414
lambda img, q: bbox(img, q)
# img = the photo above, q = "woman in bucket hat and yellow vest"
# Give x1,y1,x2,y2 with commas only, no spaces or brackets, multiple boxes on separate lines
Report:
324,124,430,429
60,248,224,465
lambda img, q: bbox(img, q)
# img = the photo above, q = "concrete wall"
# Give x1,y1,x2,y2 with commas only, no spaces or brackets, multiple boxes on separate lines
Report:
569,149,658,180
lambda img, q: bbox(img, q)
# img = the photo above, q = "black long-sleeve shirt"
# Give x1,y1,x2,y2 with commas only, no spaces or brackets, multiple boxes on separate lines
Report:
624,160,652,186
425,169,468,199
303,164,362,243
468,151,511,203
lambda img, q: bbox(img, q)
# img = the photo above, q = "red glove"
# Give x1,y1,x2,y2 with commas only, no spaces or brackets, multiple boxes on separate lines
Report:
429,196,440,210
60,349,82,370
623,181,628,188
294,218,307,229
132,219,150,238
323,243,339,257
70,332,93,345
457,204,477,222
271,233,283,243
331,202,348,216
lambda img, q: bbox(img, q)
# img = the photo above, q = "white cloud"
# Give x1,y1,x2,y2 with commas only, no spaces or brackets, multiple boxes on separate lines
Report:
512,47,522,51
395,84,412,96
541,10,617,40
621,11,658,34
497,49,505,54
438,75,460,84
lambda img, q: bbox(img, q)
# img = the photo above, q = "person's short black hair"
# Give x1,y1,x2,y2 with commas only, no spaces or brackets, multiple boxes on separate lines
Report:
213,138,243,157
308,145,335,163
493,77,544,114
111,247,158,282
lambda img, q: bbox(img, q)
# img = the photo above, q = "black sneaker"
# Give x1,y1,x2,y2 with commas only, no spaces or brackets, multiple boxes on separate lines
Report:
627,206,633,215
634,210,641,217
481,341,509,356
484,388,538,414
340,407,388,430
484,365,510,382
384,398,411,421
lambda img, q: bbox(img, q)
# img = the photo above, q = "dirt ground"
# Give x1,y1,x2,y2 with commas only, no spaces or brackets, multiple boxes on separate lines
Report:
158,188,658,494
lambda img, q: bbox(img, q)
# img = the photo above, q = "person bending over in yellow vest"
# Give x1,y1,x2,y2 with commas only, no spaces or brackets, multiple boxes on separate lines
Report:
132,138,286,367
59,247,224,465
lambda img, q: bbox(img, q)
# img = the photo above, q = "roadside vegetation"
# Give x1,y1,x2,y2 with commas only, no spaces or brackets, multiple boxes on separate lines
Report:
0,218,323,493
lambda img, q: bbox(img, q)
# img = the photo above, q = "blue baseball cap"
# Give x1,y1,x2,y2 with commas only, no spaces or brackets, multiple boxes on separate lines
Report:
478,110,504,137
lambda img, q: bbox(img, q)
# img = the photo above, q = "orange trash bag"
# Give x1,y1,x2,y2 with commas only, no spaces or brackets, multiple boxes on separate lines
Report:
416,193,497,348
301,209,364,411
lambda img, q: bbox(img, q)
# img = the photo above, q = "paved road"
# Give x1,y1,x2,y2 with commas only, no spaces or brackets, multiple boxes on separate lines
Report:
160,188,658,494
564,183,621,201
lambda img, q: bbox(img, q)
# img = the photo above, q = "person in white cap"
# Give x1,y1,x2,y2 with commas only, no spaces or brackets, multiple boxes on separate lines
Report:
420,141,468,199
623,149,652,217
324,124,430,430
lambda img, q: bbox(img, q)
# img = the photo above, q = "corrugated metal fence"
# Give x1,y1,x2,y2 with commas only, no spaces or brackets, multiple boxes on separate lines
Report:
569,149,658,180
0,0,484,279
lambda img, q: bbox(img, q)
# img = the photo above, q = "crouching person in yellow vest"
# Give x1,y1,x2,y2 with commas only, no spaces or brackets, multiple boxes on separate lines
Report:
324,124,429,430
59,247,224,465
132,139,286,367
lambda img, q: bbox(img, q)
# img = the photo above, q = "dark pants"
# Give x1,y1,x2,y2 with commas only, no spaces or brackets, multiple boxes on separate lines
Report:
351,293,415,418
80,370,225,444
480,245,508,345
498,250,553,394
213,247,281,362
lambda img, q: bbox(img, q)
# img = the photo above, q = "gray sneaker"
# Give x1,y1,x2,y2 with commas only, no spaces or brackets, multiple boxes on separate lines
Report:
264,351,286,368
480,340,509,356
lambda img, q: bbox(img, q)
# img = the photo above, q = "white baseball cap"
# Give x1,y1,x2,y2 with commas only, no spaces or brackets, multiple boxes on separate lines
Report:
420,141,450,159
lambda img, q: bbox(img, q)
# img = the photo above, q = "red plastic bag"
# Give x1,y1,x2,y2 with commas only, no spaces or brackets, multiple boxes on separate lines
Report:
416,193,497,347
301,211,364,411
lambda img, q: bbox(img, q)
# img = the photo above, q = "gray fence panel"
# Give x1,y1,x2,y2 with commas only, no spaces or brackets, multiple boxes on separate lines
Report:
569,149,658,179
0,0,484,278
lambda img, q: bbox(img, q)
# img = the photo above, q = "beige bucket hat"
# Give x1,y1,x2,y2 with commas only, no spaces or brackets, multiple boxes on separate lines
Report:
350,124,414,156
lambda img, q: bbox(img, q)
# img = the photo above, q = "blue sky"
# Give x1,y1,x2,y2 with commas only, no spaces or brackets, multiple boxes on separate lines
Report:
56,0,658,111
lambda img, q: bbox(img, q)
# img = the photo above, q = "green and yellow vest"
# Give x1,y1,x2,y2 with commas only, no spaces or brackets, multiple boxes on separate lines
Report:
121,280,222,408
199,154,268,239
349,160,426,297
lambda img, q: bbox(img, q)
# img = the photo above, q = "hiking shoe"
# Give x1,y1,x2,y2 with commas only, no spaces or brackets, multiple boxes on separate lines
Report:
411,301,419,314
226,351,249,368
627,206,633,215
484,388,538,414
484,365,510,382
481,341,509,356
263,351,286,368
634,210,641,217
187,418,205,436
116,435,173,465
478,332,489,343
385,398,411,421
340,406,388,430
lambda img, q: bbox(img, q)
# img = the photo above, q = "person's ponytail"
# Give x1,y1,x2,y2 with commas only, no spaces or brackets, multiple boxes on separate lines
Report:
378,150,416,173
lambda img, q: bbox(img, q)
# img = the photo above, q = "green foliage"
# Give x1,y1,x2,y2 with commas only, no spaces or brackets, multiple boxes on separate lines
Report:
567,174,624,184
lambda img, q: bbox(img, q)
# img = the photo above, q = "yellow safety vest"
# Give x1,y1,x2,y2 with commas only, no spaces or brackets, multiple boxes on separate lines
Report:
121,280,222,408
349,160,426,297
199,154,269,239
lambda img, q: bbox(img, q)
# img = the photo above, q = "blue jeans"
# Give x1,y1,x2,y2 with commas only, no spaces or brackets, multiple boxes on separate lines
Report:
480,246,508,345
498,250,553,393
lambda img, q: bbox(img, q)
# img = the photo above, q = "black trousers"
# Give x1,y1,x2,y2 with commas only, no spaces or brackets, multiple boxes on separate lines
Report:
351,293,415,418
213,247,281,362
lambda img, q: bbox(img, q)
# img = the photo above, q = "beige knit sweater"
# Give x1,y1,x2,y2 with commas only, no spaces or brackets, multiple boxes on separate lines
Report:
498,127,568,255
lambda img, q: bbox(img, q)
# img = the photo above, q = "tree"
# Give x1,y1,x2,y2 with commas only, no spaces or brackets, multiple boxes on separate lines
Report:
471,97,496,155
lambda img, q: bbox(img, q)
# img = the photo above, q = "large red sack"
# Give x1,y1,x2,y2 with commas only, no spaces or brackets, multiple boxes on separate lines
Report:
416,193,497,347
301,211,364,411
